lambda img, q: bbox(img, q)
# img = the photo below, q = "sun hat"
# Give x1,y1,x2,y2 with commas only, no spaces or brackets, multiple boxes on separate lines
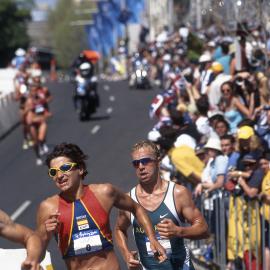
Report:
211,62,224,73
237,126,254,140
199,53,212,63
204,137,222,152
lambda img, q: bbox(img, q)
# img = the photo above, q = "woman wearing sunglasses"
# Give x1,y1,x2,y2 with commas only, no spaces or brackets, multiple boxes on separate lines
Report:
219,81,252,134
36,143,166,270
115,140,209,270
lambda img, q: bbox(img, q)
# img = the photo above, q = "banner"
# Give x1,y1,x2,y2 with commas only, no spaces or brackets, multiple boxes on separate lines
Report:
125,0,145,23
85,25,101,53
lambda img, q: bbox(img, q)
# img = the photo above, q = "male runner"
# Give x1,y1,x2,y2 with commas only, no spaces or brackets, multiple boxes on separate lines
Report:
115,140,209,269
36,143,166,270
0,209,43,270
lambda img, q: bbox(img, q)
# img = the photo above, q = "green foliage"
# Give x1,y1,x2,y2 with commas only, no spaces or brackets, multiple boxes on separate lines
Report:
0,0,31,66
47,0,89,69
187,32,204,62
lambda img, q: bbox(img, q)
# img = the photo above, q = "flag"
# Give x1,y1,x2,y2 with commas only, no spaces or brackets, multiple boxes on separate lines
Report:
93,13,110,57
125,0,145,23
85,25,101,53
98,1,115,48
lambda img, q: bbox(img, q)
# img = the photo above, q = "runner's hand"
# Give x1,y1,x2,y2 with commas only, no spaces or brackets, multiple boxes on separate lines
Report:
157,218,179,239
125,250,141,269
44,212,60,234
149,238,167,263
21,259,43,270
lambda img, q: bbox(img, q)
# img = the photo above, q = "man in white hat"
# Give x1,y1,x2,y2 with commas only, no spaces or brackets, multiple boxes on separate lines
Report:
197,53,214,95
12,48,26,69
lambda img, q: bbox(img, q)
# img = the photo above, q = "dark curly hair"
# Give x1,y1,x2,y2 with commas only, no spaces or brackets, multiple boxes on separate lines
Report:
46,143,88,179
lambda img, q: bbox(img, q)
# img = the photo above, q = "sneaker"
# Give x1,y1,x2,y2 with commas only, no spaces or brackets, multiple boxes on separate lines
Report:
28,140,34,147
42,144,49,154
22,140,29,150
39,146,44,156
36,158,42,166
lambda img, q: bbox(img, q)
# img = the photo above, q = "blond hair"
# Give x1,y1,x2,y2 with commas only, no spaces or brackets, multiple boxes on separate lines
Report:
131,140,160,160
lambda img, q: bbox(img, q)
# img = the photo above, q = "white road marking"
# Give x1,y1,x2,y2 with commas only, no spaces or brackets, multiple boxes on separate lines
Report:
104,85,110,91
106,107,113,114
91,125,100,134
11,200,31,221
109,95,115,102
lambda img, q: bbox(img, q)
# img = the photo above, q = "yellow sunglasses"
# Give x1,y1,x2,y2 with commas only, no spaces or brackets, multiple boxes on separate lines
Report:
48,162,77,178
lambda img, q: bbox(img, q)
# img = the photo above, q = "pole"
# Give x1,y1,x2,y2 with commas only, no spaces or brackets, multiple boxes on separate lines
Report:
196,0,202,30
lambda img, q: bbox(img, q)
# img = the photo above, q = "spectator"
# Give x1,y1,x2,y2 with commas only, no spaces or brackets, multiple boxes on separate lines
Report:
258,152,270,270
214,118,230,138
227,153,263,270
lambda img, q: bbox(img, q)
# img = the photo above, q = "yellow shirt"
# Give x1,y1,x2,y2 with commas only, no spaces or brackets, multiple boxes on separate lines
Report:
261,170,270,220
169,145,204,178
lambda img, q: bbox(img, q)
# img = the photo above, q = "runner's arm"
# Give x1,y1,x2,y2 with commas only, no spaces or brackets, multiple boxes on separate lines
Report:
157,185,209,240
110,185,167,261
115,210,141,268
0,209,43,269
36,200,59,256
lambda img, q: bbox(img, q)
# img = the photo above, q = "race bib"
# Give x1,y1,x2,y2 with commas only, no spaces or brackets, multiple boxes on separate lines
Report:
35,105,45,114
73,229,102,255
145,235,172,255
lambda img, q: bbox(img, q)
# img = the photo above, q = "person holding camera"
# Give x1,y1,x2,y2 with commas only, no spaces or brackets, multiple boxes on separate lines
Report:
227,152,264,269
258,153,270,270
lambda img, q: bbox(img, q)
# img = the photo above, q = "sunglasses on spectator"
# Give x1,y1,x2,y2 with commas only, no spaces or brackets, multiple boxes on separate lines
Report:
48,162,77,177
221,88,231,93
243,161,256,167
132,158,155,168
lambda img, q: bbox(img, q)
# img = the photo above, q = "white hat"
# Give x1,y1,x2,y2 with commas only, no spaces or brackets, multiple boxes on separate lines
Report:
174,134,196,150
207,41,216,47
15,48,26,56
204,137,222,152
163,54,171,62
199,53,212,63
148,130,161,142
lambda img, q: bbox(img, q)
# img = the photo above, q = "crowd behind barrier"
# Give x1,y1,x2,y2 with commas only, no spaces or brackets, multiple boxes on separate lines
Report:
130,23,270,270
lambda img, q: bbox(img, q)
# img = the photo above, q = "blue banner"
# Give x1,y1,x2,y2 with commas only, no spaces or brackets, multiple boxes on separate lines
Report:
98,1,115,48
85,24,100,53
93,12,110,57
125,0,145,23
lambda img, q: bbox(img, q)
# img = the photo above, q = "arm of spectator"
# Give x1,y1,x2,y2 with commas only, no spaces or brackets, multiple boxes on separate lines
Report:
238,176,259,198
227,170,251,179
202,174,225,192
234,97,253,118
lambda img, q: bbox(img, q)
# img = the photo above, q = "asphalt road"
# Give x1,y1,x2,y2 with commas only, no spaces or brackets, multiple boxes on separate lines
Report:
0,78,157,269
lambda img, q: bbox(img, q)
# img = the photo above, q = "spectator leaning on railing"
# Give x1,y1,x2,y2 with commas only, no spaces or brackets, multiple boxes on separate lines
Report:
258,152,270,270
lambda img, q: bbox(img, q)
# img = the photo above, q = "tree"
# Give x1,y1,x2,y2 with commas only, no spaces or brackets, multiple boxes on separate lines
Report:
0,0,31,67
47,0,90,69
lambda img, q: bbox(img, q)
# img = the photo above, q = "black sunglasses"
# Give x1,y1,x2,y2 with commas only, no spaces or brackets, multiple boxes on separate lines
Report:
132,157,155,168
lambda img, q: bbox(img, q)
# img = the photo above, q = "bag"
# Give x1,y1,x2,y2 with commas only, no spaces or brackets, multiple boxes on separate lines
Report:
224,179,237,192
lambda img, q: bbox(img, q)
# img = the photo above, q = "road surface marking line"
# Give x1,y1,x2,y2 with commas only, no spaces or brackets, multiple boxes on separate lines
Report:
11,200,32,221
109,96,115,102
91,125,100,134
106,107,113,114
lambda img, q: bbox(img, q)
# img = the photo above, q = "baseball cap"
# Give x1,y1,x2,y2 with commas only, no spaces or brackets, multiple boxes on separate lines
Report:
237,126,254,140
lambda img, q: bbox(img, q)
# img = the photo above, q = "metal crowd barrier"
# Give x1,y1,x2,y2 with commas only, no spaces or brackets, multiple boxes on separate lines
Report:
190,190,270,270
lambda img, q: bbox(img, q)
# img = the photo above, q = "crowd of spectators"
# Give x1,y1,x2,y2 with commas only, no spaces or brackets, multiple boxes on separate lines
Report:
133,23,270,270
